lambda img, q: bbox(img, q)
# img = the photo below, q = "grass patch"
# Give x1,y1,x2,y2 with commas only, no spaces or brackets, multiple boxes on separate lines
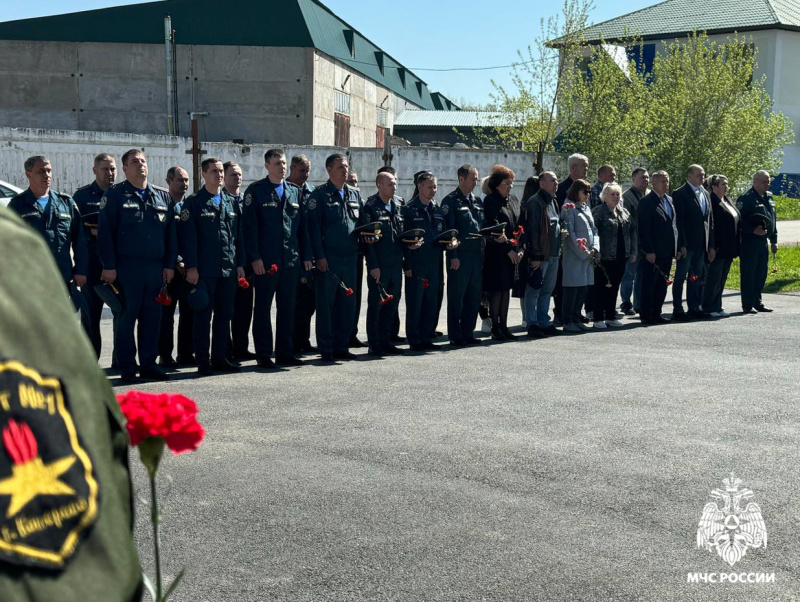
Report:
725,244,800,293
775,195,800,221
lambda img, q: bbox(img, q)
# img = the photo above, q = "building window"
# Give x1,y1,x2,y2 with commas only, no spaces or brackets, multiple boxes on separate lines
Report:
627,44,656,75
335,90,351,116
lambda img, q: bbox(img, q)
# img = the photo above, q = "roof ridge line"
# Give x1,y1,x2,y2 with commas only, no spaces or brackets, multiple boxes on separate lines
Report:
764,0,781,23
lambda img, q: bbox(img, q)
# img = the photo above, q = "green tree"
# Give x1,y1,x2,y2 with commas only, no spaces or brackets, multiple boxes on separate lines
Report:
470,0,593,163
557,39,650,171
643,32,793,190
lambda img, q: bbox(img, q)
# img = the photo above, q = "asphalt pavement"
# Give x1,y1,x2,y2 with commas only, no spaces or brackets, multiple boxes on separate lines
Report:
104,288,800,602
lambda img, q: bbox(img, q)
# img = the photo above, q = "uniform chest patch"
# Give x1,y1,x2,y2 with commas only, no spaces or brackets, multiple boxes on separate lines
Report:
98,198,107,210
0,360,99,570
180,209,190,222
307,199,317,210
442,204,450,215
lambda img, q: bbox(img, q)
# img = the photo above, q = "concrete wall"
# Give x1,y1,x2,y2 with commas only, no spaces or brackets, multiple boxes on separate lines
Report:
312,51,396,147
0,127,563,201
0,40,312,144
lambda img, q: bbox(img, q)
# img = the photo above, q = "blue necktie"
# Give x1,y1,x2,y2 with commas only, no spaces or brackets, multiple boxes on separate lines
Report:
662,196,672,219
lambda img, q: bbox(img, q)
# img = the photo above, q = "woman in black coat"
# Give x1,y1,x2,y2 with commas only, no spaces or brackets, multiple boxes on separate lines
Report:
702,174,740,317
482,165,524,340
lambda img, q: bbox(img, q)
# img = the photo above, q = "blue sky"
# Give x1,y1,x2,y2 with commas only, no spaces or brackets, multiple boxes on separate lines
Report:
2,0,655,106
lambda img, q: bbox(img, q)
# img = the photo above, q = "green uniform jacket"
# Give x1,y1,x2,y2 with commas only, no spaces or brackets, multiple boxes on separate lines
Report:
0,207,142,602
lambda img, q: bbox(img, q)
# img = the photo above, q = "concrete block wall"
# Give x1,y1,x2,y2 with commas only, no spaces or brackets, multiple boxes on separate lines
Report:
0,127,565,201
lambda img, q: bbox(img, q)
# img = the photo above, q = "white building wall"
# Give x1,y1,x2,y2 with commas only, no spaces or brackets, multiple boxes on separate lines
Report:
0,127,552,201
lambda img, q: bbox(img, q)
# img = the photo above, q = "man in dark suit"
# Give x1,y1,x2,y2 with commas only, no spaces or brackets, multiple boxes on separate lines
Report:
638,170,679,325
671,164,716,320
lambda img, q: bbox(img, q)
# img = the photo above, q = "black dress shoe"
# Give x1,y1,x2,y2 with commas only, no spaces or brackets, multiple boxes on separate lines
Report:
500,327,518,340
421,341,437,350
433,330,444,337
320,353,336,362
463,338,482,345
671,312,691,322
197,364,213,377
211,359,241,373
409,344,425,352
491,328,506,341
449,340,466,347
655,316,671,324
754,304,773,312
276,356,304,366
257,358,276,369
742,307,758,314
367,347,385,357
541,325,559,336
233,350,257,360
159,356,176,367
176,355,197,366
299,343,318,353
688,310,711,319
390,335,406,343
120,372,139,384
140,366,170,381
527,325,546,339
382,345,405,355
349,338,367,348
334,350,358,361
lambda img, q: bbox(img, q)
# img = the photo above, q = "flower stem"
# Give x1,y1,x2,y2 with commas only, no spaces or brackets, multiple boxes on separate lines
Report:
150,473,163,601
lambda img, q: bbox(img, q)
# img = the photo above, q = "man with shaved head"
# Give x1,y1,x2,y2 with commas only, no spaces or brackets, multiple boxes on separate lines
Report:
737,170,778,313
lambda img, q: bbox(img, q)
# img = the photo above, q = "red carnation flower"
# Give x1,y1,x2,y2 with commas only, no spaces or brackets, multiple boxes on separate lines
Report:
346,287,354,296
689,275,699,282
116,391,205,454
379,293,394,306
268,264,278,275
562,202,576,210
237,277,250,289
509,239,518,247
516,225,525,235
422,278,430,288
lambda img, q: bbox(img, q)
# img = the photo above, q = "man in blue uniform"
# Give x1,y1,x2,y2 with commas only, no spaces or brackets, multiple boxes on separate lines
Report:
402,172,450,351
738,170,778,313
224,161,256,360
72,153,117,357
288,154,317,354
305,153,366,362
97,149,177,383
243,149,306,368
9,156,88,294
362,171,405,356
179,157,245,375
158,166,195,367
441,164,484,346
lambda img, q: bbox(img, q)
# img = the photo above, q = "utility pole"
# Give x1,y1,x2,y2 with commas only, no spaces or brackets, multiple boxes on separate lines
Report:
164,15,176,135
188,112,208,191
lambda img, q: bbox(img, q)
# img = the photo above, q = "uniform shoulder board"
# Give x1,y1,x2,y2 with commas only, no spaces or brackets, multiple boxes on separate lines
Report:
151,185,169,193
55,192,72,202
75,184,92,192
285,181,300,189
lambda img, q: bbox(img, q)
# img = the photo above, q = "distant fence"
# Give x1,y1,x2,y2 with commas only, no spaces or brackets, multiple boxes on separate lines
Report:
0,127,566,200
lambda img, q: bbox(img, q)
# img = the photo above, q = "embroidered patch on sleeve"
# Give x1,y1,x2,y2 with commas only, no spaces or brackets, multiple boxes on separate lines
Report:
0,361,99,570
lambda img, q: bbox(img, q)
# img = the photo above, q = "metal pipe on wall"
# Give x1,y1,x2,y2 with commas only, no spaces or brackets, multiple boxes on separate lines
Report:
164,14,175,136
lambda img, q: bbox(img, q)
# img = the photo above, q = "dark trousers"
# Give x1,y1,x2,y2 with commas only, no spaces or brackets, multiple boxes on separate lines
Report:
116,258,162,374
193,275,236,366
315,255,357,355
405,261,441,347
231,278,254,354
561,285,588,324
158,270,194,361
366,266,402,350
293,269,316,351
641,257,672,322
351,252,364,340
79,256,105,358
592,259,626,321
702,256,733,313
253,265,299,360
446,252,482,342
673,250,706,313
620,256,641,312
553,259,563,321
740,239,769,310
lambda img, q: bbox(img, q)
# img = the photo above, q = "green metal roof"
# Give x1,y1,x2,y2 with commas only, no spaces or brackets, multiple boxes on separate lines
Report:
0,0,454,111
579,0,800,43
